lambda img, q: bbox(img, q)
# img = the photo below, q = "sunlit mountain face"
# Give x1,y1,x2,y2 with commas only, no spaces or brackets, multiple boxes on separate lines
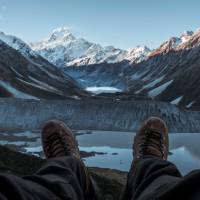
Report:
30,27,151,67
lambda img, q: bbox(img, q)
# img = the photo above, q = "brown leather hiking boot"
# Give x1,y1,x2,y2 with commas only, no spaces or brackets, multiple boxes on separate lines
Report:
42,120,80,159
42,120,98,199
133,117,169,160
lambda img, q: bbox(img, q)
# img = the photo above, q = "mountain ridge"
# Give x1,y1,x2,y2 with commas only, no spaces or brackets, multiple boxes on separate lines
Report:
31,27,151,67
64,28,200,110
1,27,200,110
0,32,89,99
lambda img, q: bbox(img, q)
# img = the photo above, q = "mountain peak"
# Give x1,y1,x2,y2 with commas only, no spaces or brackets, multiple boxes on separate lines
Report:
126,46,151,63
180,30,194,43
52,27,71,35
181,30,194,37
128,45,151,53
150,29,198,57
31,27,151,67
48,27,75,42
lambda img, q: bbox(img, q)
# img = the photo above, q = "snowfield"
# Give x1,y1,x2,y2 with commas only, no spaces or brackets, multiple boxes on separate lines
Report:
31,27,152,67
170,96,183,105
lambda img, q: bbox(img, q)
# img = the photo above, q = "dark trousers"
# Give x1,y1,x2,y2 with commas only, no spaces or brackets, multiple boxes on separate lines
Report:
0,156,96,200
1,156,200,200
122,156,200,200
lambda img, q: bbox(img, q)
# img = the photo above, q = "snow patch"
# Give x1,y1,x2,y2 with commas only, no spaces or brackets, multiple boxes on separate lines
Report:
143,76,165,89
186,101,195,108
0,80,38,99
170,96,183,105
148,80,173,97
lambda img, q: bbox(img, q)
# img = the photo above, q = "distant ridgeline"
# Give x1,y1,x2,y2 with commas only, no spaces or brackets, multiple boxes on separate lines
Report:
0,98,199,132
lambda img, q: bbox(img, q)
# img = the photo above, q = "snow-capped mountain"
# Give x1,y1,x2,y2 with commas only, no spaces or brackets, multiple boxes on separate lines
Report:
31,27,151,67
65,28,200,110
0,31,37,58
2,27,200,110
149,30,200,57
0,31,89,99
121,28,200,110
125,46,151,63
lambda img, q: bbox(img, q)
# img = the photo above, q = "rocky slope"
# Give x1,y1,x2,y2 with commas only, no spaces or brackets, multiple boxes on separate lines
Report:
123,29,200,110
31,27,151,67
2,28,200,110
0,31,37,58
64,29,200,110
0,98,200,132
0,32,88,99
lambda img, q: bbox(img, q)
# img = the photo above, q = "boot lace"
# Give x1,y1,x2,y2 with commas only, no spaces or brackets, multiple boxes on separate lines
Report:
138,129,165,158
45,133,71,157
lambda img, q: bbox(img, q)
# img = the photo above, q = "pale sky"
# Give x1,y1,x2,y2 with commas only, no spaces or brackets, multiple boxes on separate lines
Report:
0,0,200,49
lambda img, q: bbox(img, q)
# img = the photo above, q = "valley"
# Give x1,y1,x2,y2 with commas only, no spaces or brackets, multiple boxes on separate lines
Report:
1,26,200,186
